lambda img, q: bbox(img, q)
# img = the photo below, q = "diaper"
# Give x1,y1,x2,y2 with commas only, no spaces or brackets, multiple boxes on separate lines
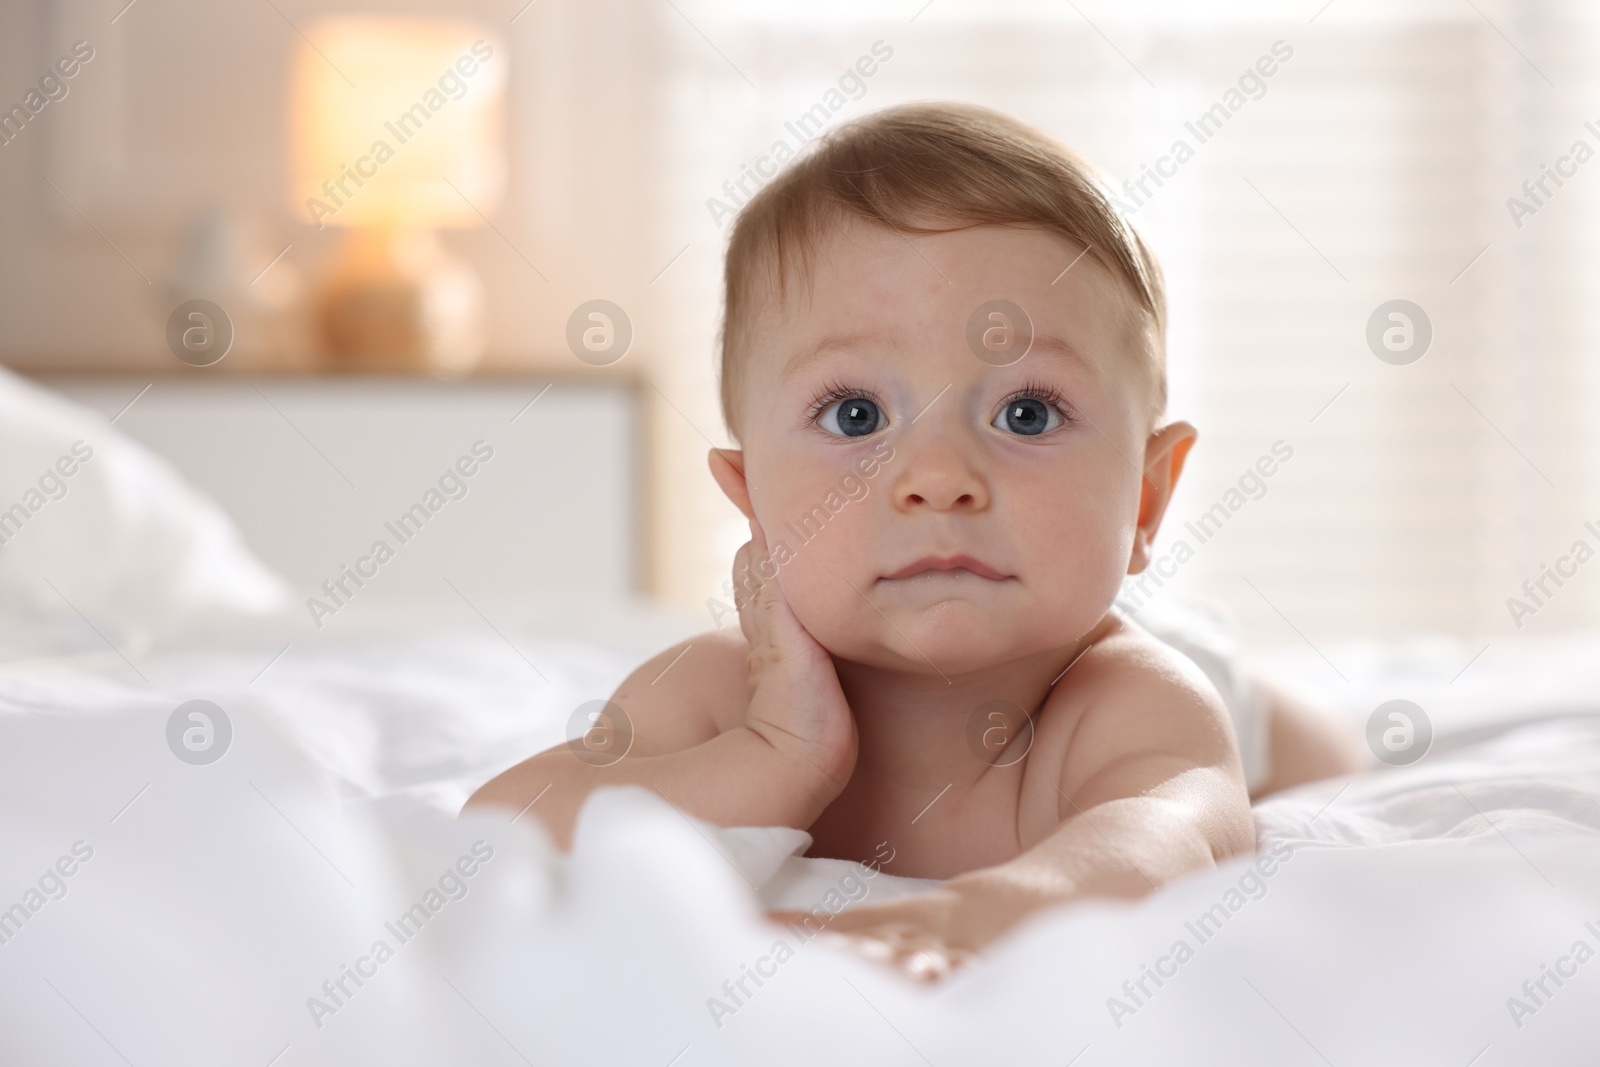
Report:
1116,596,1271,792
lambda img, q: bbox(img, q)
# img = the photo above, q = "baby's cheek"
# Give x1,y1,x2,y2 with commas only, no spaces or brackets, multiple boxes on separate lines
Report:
771,537,867,651
1024,500,1133,622
1091,528,1138,616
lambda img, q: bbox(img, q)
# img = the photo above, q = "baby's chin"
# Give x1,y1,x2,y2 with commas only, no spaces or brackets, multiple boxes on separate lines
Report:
799,596,1097,679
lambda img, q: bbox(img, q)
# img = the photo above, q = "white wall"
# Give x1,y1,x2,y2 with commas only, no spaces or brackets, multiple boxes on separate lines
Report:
5,0,1599,651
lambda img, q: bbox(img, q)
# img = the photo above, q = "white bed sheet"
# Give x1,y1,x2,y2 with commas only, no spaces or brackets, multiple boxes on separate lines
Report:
2,616,1598,1065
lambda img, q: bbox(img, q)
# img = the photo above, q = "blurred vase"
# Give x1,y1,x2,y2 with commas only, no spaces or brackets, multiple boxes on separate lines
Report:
316,227,485,376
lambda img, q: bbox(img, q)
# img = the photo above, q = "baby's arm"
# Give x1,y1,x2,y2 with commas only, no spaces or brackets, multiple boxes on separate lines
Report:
464,522,857,847
983,633,1255,895
818,630,1255,976
464,634,804,847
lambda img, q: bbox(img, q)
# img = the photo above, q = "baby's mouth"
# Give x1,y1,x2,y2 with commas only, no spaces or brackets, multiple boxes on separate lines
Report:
881,555,1010,582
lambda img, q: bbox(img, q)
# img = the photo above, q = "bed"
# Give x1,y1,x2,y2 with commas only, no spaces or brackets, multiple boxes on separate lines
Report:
2,367,1597,1066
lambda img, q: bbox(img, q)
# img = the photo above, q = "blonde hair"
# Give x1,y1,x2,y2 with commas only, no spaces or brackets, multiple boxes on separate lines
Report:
718,101,1167,439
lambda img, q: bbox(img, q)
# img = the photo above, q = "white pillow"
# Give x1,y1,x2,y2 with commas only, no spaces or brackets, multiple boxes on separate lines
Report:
0,365,289,661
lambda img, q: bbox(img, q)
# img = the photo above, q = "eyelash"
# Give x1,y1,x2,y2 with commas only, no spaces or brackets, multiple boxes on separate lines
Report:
803,380,884,430
1001,382,1078,428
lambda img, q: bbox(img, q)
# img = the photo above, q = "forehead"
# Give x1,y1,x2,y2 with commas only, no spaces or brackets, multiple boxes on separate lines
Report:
748,218,1147,390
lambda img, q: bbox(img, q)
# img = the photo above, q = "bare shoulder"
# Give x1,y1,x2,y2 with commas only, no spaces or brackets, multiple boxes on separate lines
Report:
607,627,752,757
1035,617,1245,801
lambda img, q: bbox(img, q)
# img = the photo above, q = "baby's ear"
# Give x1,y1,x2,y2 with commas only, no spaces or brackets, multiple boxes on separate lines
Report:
708,448,754,519
1129,421,1197,573
1156,423,1197,490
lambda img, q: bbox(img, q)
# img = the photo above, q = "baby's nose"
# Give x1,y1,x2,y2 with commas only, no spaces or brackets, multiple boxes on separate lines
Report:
890,448,989,512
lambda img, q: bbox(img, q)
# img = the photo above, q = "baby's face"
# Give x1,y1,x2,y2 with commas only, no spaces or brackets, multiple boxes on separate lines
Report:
732,219,1162,677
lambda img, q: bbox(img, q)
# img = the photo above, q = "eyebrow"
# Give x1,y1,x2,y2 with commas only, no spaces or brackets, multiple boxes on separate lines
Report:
1026,333,1099,376
779,330,895,381
778,327,1101,380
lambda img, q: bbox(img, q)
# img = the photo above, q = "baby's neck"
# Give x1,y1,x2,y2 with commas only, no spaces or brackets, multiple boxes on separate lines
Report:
831,615,1114,796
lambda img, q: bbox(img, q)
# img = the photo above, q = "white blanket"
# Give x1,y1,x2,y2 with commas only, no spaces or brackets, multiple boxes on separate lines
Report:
2,629,1598,1065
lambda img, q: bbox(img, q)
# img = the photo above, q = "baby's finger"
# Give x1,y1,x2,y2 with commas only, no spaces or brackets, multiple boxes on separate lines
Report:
901,946,958,982
749,514,773,557
729,534,765,648
827,927,956,982
734,518,800,646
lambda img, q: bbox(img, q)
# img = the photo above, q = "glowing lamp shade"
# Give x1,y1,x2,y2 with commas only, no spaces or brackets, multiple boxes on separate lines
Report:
291,17,504,227
288,17,506,373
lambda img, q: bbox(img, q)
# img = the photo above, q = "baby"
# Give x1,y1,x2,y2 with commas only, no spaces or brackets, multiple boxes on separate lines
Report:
468,102,1360,976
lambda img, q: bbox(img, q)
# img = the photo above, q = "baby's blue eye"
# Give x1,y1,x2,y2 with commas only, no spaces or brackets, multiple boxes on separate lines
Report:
993,397,1060,436
820,397,883,437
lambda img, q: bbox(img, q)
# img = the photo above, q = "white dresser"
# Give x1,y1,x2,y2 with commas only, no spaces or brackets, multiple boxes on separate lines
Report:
35,374,644,609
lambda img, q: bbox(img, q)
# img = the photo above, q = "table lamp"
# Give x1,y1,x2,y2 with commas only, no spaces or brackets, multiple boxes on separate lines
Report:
290,16,505,374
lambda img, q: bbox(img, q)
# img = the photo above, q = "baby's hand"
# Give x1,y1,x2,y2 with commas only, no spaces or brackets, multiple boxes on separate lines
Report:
735,518,858,809
770,888,983,983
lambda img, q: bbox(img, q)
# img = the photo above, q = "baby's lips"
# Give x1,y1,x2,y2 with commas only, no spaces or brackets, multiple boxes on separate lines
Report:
881,554,1009,581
